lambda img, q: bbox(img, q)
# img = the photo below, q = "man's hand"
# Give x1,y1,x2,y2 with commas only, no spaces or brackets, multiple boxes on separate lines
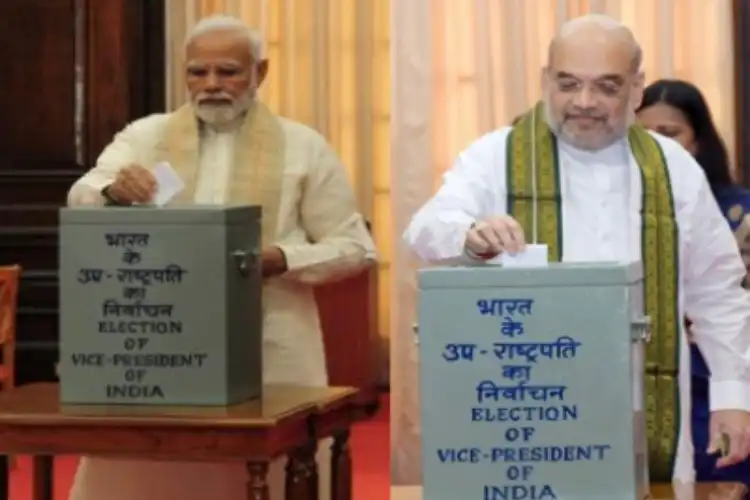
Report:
709,410,750,467
261,246,288,278
106,164,157,204
465,215,526,259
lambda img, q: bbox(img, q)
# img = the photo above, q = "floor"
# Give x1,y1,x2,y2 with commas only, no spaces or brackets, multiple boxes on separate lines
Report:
8,394,390,499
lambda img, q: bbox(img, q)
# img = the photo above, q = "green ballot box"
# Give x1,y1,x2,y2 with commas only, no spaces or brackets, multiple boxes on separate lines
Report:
418,262,650,500
58,205,263,406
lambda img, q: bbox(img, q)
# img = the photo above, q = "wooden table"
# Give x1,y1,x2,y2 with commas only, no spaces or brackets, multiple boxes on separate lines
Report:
0,383,361,500
392,483,748,499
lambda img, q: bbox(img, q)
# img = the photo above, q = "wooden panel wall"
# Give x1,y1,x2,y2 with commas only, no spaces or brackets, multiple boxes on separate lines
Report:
0,0,165,385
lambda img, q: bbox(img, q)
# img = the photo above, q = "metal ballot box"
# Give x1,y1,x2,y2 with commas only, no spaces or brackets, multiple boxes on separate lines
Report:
58,205,262,406
418,262,649,500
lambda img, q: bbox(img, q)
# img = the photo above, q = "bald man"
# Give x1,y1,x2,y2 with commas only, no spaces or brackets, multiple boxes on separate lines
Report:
66,14,375,500
405,14,750,486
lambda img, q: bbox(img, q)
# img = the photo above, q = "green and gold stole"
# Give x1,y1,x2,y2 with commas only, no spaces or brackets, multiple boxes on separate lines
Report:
507,102,680,481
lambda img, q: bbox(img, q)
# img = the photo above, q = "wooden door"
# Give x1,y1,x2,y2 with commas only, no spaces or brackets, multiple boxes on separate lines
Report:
0,0,165,385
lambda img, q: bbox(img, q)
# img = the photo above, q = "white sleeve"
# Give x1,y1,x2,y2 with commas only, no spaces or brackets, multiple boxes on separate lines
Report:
683,164,750,411
67,114,169,206
402,129,509,263
276,138,377,285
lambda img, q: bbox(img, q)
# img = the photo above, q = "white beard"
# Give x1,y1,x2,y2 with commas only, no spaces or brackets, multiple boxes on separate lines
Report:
194,90,254,125
542,90,637,151
190,71,258,126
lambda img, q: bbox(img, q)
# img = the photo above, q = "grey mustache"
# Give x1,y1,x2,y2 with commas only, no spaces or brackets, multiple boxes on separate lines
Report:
197,94,234,102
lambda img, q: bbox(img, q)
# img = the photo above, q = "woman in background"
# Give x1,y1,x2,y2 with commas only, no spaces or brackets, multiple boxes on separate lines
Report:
637,79,750,489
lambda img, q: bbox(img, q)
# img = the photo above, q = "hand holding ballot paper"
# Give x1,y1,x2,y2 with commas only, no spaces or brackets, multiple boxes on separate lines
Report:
464,215,548,266
464,215,526,257
103,162,184,207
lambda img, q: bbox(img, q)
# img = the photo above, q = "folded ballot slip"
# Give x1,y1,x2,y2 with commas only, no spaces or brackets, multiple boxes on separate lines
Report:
485,244,549,267
151,162,185,206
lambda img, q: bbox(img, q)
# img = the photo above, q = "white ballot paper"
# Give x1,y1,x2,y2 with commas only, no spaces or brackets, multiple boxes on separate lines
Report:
151,162,185,206
486,244,549,267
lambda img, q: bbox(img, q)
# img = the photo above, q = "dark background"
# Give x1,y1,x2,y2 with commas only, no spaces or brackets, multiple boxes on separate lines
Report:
0,0,165,385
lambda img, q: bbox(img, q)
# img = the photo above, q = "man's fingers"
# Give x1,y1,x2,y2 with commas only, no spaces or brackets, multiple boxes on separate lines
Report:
494,225,518,254
476,225,503,253
125,180,152,203
715,434,738,468
117,170,157,203
466,216,527,258
466,231,491,255
715,431,750,468
505,219,527,251
488,218,525,254
716,451,743,468
135,178,157,201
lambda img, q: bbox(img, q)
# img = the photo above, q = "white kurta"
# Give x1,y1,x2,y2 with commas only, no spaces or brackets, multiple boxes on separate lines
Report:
66,113,376,500
403,127,750,483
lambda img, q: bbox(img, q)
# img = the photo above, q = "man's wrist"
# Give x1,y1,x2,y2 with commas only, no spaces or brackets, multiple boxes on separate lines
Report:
464,222,500,260
465,248,500,261
464,222,482,260
261,246,288,278
101,185,128,206
464,246,484,260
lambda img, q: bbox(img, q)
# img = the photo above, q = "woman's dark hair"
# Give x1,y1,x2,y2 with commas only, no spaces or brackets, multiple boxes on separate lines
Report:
637,79,734,191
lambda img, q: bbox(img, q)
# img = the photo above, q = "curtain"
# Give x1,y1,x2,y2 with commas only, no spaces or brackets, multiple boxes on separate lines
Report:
390,0,735,484
164,1,392,364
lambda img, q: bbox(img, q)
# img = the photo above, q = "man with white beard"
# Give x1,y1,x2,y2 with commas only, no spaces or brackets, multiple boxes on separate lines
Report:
66,14,376,500
404,14,750,486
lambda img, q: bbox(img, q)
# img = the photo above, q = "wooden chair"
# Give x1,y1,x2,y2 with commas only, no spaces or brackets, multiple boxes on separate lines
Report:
0,265,19,392
316,221,381,413
0,265,20,470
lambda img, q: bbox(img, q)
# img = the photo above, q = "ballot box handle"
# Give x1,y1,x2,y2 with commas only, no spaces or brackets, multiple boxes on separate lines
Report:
231,249,258,277
631,316,651,344
412,323,419,345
